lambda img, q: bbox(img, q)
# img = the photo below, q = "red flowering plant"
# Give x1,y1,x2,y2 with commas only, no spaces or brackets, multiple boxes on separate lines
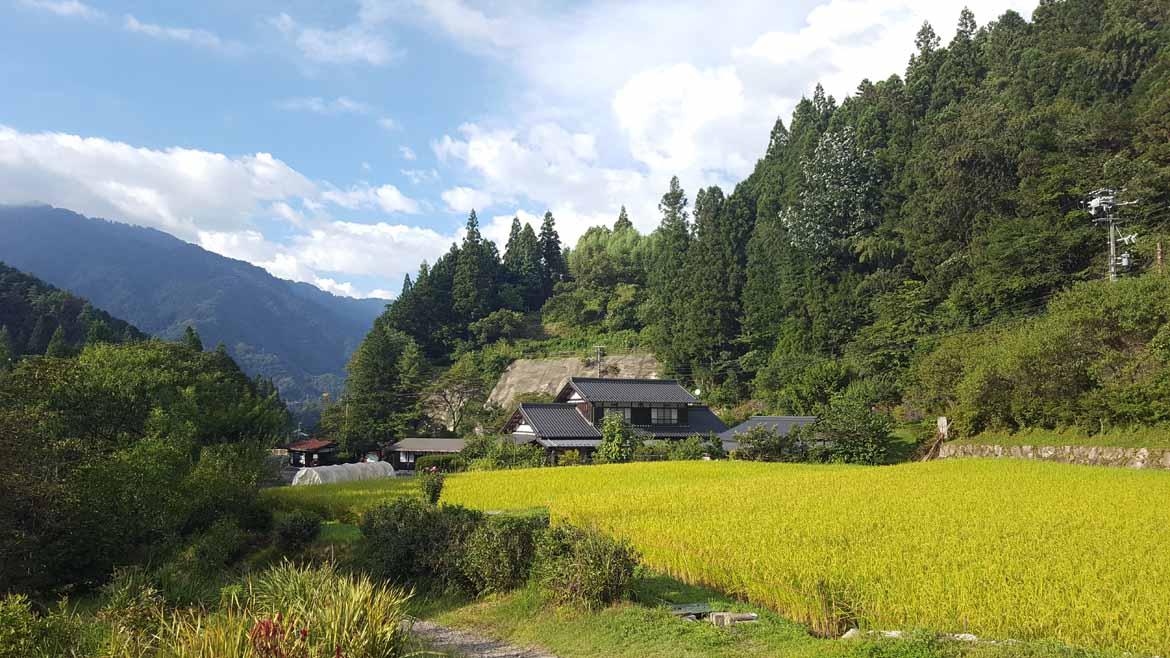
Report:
249,614,310,658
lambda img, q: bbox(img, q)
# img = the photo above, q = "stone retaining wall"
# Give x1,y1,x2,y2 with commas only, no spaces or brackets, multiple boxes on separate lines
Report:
938,443,1170,469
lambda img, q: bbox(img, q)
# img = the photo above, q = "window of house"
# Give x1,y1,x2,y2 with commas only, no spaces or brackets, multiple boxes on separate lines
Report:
402,452,415,463
651,407,678,424
606,407,632,422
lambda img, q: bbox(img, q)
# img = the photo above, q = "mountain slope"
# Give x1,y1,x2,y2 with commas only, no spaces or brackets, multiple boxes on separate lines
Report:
0,261,146,356
0,205,385,414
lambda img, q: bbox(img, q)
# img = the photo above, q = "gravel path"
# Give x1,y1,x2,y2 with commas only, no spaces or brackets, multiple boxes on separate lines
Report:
410,620,560,658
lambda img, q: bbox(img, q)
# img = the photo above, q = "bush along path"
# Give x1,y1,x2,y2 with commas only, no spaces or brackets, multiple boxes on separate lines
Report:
410,619,560,658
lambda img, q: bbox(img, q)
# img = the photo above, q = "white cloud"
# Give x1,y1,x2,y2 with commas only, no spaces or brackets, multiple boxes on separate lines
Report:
291,220,452,279
278,96,372,115
19,0,102,19
314,278,395,300
440,186,493,213
0,125,314,239
378,117,401,131
613,64,746,173
433,122,648,241
416,0,1033,245
321,183,420,214
401,168,438,185
123,15,239,52
271,11,397,66
399,145,417,160
483,209,542,246
0,125,446,298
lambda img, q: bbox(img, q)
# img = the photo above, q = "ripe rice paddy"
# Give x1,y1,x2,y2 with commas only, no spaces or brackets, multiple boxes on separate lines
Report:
436,460,1170,655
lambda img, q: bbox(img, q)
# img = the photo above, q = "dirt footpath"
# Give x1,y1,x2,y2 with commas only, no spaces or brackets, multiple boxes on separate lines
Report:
410,620,559,658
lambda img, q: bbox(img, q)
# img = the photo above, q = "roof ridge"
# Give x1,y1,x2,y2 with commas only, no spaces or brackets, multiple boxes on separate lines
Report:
519,402,579,407
570,376,679,383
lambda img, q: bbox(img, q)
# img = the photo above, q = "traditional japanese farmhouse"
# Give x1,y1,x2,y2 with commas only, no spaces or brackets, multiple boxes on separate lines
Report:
502,377,728,461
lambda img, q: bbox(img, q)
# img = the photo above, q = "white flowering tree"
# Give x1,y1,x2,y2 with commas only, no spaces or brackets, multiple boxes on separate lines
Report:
782,127,880,258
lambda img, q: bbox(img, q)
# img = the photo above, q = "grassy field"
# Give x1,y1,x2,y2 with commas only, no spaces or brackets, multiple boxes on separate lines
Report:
265,460,1170,655
954,427,1170,449
422,573,1125,658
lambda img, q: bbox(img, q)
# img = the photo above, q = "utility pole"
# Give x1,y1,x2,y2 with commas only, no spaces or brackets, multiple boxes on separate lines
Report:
1087,188,1137,282
594,345,604,377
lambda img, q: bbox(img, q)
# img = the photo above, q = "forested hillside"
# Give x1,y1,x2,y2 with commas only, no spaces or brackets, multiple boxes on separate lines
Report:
0,262,145,362
0,205,386,418
333,0,1170,447
1,335,291,594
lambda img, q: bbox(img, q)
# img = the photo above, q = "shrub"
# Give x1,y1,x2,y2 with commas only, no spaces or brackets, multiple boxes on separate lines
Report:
632,441,668,461
534,524,639,609
734,425,806,462
0,595,93,658
191,518,249,568
98,566,164,637
460,512,550,595
417,467,445,504
274,510,322,553
460,435,545,470
595,414,640,463
358,498,484,590
799,397,894,465
0,595,39,658
558,449,583,466
415,453,466,472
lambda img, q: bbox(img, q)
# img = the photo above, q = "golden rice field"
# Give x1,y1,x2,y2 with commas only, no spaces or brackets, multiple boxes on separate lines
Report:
434,460,1170,656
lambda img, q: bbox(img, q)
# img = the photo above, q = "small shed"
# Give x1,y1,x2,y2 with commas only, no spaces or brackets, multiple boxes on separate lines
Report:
387,438,466,470
286,438,339,467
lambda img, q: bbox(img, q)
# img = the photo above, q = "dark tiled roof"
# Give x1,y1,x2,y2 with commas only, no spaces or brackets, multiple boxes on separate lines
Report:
567,377,697,404
519,403,601,439
287,438,337,451
633,407,729,438
718,416,817,442
389,438,466,453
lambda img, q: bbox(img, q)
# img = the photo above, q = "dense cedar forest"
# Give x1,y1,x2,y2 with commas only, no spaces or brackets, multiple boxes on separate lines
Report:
330,0,1170,451
0,206,386,420
0,262,146,362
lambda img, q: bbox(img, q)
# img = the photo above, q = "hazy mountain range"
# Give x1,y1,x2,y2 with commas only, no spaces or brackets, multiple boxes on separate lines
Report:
0,205,386,418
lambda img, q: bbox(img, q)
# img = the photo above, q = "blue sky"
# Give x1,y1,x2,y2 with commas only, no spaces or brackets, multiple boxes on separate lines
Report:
0,0,1032,298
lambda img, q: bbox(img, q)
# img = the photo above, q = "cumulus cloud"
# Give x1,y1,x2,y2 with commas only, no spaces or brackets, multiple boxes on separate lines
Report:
433,121,648,240
123,15,240,52
378,117,401,131
613,64,746,173
399,145,417,160
440,186,492,213
0,125,314,239
321,183,420,214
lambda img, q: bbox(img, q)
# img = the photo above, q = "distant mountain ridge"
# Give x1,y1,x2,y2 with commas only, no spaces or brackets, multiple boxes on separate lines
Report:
0,205,386,416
